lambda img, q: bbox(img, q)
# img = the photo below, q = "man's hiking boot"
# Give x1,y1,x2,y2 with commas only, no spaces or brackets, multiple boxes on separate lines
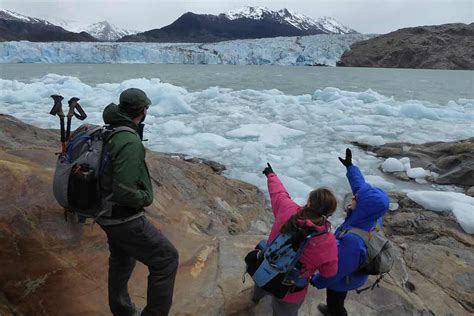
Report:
317,303,331,316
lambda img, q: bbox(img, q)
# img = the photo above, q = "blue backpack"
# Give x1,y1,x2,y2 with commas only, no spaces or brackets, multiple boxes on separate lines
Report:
244,228,328,298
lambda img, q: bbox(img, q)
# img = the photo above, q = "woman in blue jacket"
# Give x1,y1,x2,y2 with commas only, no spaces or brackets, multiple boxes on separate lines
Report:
311,148,389,316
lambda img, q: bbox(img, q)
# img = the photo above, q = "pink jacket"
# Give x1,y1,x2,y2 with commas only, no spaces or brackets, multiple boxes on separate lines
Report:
266,173,338,303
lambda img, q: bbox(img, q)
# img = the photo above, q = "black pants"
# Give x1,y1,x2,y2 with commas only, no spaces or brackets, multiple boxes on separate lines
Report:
101,216,179,316
327,288,348,316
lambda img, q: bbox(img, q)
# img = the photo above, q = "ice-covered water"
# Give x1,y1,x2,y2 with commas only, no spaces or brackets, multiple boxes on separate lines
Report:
0,74,473,229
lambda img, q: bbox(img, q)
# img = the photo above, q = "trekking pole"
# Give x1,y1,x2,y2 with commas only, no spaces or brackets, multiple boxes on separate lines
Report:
49,95,66,154
65,97,87,141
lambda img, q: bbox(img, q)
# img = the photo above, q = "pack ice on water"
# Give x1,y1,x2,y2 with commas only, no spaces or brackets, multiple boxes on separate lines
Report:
0,74,473,230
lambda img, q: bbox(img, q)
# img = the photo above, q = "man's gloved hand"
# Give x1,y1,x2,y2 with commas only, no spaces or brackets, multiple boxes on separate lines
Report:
310,274,318,287
262,163,274,176
338,148,352,167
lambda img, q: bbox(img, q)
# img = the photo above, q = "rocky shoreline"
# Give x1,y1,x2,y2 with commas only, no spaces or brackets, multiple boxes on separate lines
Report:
0,115,472,315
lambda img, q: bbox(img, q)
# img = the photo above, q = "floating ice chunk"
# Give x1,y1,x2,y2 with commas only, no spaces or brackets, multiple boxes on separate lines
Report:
365,175,395,190
226,123,305,147
149,94,196,116
407,191,474,212
399,157,411,171
355,135,385,146
407,167,429,179
333,125,372,133
399,103,440,120
415,178,428,184
279,175,313,205
160,120,195,135
374,103,398,116
382,158,405,173
407,191,474,234
169,133,232,151
198,87,220,99
452,202,474,234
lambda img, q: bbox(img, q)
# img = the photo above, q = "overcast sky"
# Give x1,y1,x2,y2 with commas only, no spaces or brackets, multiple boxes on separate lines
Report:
2,0,473,34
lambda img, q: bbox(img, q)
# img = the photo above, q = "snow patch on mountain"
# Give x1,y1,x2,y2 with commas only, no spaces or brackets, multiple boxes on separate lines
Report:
224,6,356,34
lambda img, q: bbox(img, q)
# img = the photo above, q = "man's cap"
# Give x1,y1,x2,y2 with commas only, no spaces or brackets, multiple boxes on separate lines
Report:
118,88,151,116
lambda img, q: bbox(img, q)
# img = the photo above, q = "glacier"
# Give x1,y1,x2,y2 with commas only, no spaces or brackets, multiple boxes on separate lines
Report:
0,34,372,65
0,74,473,230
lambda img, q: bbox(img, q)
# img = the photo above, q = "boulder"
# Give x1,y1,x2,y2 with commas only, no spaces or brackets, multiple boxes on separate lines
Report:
0,115,272,315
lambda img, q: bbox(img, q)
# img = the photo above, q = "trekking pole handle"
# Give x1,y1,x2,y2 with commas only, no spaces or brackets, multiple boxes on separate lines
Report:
50,95,64,117
67,97,87,120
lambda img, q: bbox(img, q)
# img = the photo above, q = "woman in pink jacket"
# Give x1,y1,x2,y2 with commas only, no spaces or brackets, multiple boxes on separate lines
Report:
254,163,339,316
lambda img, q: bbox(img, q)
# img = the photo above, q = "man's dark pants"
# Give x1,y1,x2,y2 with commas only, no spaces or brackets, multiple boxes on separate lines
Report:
101,216,179,316
327,288,348,316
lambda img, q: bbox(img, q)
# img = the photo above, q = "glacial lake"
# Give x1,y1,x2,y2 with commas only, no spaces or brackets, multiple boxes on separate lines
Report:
1,64,473,105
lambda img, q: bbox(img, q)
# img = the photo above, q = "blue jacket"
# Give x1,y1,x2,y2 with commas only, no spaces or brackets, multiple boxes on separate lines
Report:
312,165,389,292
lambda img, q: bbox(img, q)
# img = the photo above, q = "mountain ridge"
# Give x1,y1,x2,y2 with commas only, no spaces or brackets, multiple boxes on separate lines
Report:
0,8,96,42
119,6,357,43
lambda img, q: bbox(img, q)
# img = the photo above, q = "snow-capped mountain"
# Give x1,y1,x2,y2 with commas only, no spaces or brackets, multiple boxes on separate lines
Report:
224,7,357,34
0,8,52,25
83,21,137,41
41,16,137,41
121,7,357,42
0,8,96,42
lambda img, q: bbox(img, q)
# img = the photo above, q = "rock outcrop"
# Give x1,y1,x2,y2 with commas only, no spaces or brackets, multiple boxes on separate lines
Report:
1,115,472,315
0,114,271,315
355,138,474,188
337,23,474,70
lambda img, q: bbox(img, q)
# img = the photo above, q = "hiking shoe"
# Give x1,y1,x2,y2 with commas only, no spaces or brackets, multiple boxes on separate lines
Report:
317,304,331,316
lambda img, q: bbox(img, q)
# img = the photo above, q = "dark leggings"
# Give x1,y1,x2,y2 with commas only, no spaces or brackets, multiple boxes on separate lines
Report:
327,288,348,316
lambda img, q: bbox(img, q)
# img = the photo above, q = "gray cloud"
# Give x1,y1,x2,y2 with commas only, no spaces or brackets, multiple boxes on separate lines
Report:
2,0,473,34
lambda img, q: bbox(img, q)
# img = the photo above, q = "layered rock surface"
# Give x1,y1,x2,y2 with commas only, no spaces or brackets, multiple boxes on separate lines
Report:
0,115,472,315
338,23,474,70
354,138,474,188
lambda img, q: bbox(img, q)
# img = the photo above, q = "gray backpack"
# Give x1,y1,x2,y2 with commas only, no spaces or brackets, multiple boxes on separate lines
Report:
344,227,395,292
52,124,136,222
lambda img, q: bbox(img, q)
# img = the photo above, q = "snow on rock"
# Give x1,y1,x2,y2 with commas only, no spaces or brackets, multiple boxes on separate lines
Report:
382,158,405,173
356,135,385,146
407,191,474,234
0,34,371,65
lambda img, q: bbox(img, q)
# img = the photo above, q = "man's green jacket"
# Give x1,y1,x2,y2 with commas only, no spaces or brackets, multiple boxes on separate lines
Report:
101,103,153,218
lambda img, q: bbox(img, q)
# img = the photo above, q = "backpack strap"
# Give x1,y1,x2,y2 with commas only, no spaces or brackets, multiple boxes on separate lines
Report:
344,227,370,246
104,126,138,142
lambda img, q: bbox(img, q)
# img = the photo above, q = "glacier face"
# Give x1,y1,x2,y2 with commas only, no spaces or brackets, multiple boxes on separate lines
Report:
0,34,372,65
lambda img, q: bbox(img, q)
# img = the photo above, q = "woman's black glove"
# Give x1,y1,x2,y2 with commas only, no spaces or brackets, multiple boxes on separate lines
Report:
338,148,352,167
262,163,274,176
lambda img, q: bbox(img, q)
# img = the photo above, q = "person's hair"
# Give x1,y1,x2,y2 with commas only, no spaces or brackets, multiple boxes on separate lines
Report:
280,188,337,234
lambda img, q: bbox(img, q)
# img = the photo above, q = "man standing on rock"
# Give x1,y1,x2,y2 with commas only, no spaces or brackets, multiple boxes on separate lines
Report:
311,148,389,316
98,88,179,316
